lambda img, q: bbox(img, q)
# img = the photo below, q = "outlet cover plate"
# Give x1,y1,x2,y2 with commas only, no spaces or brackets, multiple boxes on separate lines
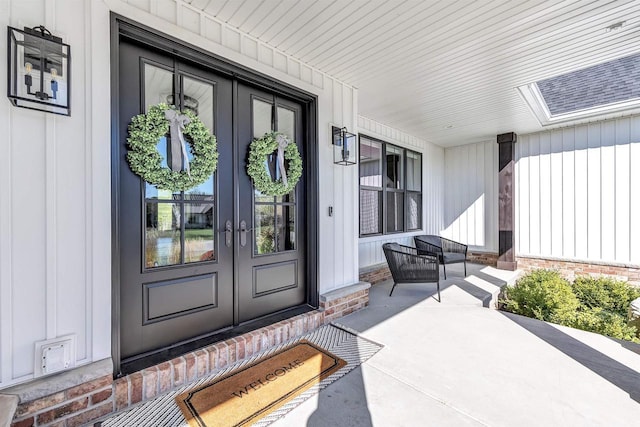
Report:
34,334,77,378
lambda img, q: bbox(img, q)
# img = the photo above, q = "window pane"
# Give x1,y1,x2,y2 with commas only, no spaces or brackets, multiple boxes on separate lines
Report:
407,192,422,230
255,205,275,255
255,189,275,203
182,135,214,200
360,189,381,235
253,99,272,139
144,63,173,112
143,63,180,199
386,145,404,189
277,106,295,141
146,183,180,200
276,205,295,251
386,191,404,233
182,76,214,132
184,203,215,263
145,202,181,268
359,137,382,187
276,190,296,204
183,76,216,200
184,176,214,201
406,151,422,191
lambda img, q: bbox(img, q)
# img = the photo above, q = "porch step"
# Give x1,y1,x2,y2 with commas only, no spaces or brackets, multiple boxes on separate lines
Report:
0,394,18,427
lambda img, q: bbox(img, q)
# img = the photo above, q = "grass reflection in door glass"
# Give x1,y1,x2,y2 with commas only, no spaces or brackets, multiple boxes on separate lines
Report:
145,202,181,267
255,205,275,254
185,203,215,263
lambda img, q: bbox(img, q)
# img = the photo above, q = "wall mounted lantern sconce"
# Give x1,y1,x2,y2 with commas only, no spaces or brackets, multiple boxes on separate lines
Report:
7,25,71,116
332,126,357,165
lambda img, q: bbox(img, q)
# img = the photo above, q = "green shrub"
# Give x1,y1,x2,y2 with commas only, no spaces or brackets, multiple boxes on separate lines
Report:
565,307,640,343
572,276,640,317
501,269,640,343
501,270,579,322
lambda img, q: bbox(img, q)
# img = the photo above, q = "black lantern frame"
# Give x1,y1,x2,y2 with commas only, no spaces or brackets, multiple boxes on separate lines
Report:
332,126,357,165
7,25,71,116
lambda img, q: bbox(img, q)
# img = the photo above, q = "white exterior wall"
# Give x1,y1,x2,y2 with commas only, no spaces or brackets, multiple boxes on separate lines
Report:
442,141,498,253
0,0,358,388
440,115,640,265
516,116,640,265
357,117,445,269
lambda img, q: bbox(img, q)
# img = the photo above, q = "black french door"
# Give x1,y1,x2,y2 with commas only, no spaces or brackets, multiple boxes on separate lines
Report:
236,83,306,322
115,38,307,371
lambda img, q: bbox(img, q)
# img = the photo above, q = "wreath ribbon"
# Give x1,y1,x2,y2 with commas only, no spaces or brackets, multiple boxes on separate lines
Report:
165,109,191,176
276,134,289,187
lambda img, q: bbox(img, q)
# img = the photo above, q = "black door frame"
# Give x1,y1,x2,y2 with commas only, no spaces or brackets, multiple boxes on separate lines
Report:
110,14,318,376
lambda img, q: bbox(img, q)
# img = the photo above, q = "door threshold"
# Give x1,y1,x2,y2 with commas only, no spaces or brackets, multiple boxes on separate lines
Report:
119,305,315,376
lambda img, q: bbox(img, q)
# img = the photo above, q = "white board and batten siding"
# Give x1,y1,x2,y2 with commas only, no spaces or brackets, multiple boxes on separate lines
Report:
442,141,499,253
0,0,358,388
516,116,640,266
441,116,640,267
357,117,445,269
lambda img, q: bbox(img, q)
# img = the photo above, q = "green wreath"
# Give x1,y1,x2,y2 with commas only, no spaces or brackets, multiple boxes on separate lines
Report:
127,103,218,191
247,132,302,196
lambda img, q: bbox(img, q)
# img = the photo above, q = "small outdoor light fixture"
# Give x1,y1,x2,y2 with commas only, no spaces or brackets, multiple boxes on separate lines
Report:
332,126,357,165
7,25,71,116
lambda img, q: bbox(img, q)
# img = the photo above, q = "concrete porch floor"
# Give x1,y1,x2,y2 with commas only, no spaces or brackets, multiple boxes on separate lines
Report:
270,263,640,427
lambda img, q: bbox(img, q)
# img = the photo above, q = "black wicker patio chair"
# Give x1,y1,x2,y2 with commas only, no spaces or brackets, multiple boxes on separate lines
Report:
414,235,467,279
382,243,440,301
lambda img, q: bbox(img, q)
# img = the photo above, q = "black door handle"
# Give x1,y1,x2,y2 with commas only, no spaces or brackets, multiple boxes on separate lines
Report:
239,220,255,247
224,220,232,247
239,220,248,247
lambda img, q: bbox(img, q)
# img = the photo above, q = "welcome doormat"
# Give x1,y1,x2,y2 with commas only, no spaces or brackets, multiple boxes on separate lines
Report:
96,324,382,427
176,340,347,427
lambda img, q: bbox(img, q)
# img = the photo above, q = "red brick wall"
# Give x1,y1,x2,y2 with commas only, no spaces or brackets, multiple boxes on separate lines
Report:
320,288,370,324
11,311,324,427
517,256,640,284
11,375,114,427
10,284,375,427
467,251,498,266
359,266,391,285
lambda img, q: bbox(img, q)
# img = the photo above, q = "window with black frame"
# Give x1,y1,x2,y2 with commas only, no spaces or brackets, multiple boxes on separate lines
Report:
359,135,422,236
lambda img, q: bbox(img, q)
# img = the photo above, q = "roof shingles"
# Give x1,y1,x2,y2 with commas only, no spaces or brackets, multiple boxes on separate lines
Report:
536,53,640,115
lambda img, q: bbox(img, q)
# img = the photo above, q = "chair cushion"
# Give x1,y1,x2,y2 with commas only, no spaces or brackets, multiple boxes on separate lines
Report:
442,252,466,263
417,235,442,248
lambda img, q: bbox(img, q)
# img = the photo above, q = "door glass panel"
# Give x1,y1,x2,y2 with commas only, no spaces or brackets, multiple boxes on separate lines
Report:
146,183,181,200
253,99,272,138
182,76,214,132
144,73,218,267
145,202,181,268
255,205,276,255
276,190,296,203
276,205,295,251
144,63,173,112
252,99,298,255
277,106,295,140
183,76,215,201
143,63,181,199
184,176,214,201
185,203,215,263
255,189,274,203
386,145,404,189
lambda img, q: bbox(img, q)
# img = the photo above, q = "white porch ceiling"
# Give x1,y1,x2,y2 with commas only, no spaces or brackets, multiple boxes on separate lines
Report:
187,0,640,147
